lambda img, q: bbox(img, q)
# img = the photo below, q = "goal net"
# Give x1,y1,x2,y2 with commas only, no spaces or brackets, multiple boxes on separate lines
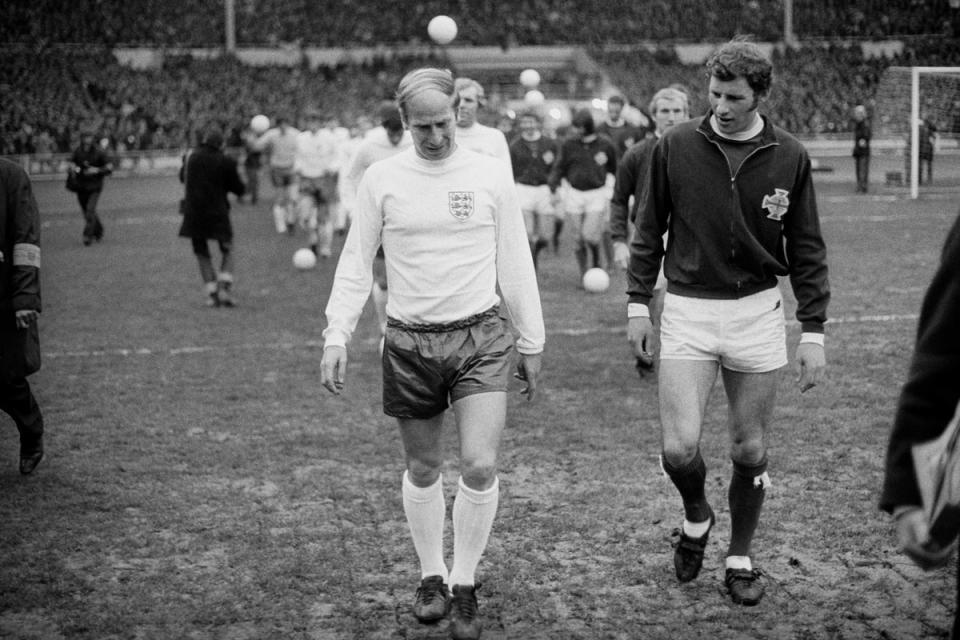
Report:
872,66,960,198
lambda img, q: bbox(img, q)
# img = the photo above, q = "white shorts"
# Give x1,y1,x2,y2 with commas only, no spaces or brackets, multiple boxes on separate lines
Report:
564,187,608,244
516,184,554,217
659,287,787,373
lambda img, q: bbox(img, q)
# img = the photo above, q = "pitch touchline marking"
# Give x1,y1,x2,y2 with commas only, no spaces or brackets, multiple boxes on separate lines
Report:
43,313,919,360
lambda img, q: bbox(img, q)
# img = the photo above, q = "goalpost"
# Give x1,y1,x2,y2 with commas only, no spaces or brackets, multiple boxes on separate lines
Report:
873,66,960,199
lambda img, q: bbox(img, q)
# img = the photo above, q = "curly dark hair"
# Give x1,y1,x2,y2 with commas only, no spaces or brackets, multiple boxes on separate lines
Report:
705,37,773,98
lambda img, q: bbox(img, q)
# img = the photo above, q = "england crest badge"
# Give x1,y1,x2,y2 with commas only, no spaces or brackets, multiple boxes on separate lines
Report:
448,191,475,221
762,188,790,221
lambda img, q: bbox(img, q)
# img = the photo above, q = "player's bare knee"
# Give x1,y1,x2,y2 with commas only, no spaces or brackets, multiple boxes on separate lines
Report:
730,439,766,466
458,459,497,490
405,457,442,487
662,443,699,469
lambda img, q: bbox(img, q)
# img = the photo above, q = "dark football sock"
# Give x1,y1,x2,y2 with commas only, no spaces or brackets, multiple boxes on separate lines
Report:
727,457,769,557
662,450,711,523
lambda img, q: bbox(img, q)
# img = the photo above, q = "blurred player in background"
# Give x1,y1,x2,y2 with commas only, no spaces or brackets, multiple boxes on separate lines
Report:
610,86,689,368
0,158,45,475
509,109,558,272
453,78,512,168
321,68,544,640
626,38,829,606
597,94,646,157
178,124,246,307
851,104,871,193
294,109,340,258
242,125,263,205
341,102,412,339
252,115,300,234
548,108,617,282
69,128,113,246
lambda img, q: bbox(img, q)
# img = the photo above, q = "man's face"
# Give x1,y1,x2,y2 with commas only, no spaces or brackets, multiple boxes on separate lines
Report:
518,115,540,137
607,100,623,121
457,86,480,128
708,75,762,136
653,97,688,135
404,89,456,161
386,127,404,146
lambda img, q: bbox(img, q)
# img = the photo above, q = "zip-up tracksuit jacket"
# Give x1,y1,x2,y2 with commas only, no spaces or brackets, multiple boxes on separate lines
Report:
626,113,830,334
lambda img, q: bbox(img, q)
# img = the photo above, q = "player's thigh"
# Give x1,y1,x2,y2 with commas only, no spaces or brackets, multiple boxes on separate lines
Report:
658,359,719,457
398,415,446,481
720,367,779,462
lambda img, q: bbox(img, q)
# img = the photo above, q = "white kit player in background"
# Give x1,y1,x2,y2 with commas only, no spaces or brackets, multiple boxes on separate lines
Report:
252,116,301,234
294,109,340,257
321,68,543,640
453,78,512,169
340,103,413,341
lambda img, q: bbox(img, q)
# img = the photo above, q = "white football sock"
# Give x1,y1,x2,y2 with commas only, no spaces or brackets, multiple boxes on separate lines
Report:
726,555,753,571
402,471,448,581
449,476,500,588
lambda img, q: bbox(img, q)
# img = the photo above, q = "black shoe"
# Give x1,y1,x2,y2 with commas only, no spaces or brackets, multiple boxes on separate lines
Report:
83,236,93,246
725,568,764,606
672,508,715,582
412,575,449,623
217,282,235,308
19,451,43,475
449,583,482,640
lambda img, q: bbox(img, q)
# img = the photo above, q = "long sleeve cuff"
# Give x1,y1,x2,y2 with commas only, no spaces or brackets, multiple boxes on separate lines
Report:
322,328,349,349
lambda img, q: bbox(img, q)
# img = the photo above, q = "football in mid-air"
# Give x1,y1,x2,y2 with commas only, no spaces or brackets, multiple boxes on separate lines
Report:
520,68,541,88
582,267,610,293
250,114,270,134
427,15,457,45
292,248,317,270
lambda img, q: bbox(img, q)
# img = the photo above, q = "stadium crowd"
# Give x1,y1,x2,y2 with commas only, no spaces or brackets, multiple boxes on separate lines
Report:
3,0,960,156
4,0,959,46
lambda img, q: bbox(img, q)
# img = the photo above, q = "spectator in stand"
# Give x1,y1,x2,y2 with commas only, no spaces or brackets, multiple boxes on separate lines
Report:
69,129,113,246
852,104,871,193
178,124,246,308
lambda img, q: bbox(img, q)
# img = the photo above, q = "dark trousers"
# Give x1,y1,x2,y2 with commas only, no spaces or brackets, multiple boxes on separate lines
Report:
191,237,234,284
77,189,104,240
855,155,870,192
0,377,44,454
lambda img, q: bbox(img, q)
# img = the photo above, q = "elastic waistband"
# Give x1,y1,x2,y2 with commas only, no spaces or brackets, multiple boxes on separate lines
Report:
387,306,499,333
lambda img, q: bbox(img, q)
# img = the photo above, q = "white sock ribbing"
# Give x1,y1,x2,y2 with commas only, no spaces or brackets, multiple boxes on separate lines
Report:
449,476,500,588
402,471,448,581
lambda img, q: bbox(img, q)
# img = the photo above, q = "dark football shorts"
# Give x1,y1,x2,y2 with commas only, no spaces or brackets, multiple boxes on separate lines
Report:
269,166,294,188
382,306,515,419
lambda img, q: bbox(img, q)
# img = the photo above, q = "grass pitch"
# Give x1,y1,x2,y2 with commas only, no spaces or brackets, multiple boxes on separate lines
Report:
1,168,957,639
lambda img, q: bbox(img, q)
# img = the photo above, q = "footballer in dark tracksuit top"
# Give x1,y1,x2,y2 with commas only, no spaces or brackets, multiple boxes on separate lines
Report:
548,119,618,275
0,158,45,474
509,130,559,268
626,113,829,333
